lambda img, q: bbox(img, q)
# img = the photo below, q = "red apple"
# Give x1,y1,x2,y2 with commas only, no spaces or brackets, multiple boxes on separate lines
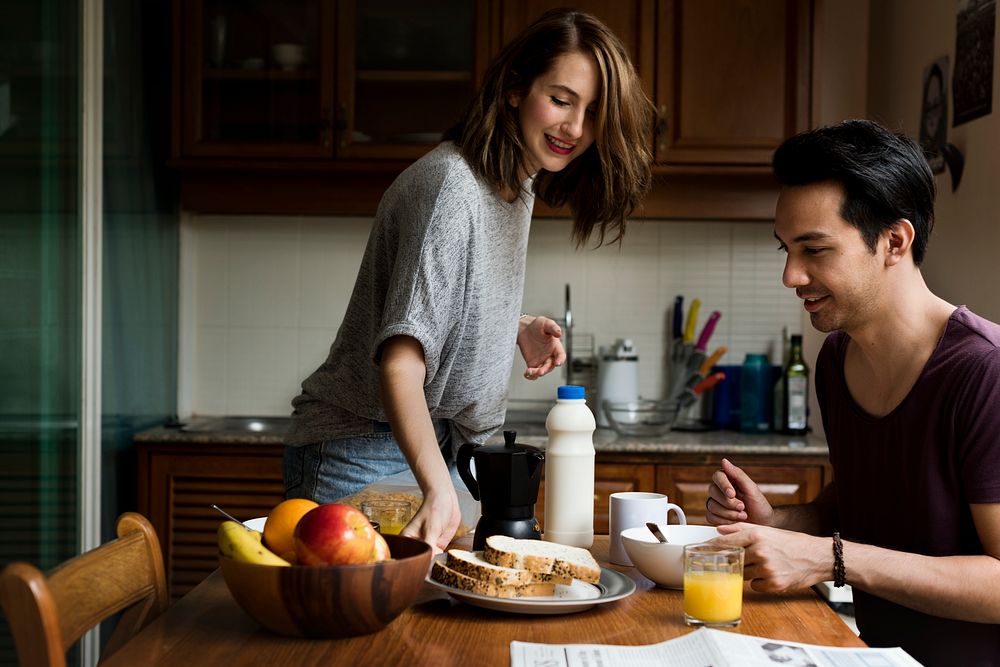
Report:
294,503,382,565
373,531,391,562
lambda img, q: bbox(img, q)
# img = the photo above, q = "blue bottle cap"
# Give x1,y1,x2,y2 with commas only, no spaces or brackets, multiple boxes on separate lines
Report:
557,385,586,400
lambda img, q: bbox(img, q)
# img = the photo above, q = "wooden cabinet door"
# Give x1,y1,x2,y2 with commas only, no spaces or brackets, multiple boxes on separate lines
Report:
536,463,656,534
654,0,812,164
334,0,490,158
138,445,284,599
656,463,823,525
497,1,655,97
178,0,337,158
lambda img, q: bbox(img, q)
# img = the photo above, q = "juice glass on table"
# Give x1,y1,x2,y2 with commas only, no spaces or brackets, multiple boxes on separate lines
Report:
683,544,744,627
361,499,412,535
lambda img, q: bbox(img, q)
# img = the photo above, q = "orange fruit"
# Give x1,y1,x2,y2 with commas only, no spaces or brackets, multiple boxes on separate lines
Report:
263,498,318,557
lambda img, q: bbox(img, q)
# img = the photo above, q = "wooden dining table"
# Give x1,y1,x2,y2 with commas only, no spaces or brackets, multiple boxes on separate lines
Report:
101,536,864,666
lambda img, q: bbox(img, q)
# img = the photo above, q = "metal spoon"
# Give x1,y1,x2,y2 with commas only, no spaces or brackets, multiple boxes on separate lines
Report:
211,503,252,529
646,522,669,543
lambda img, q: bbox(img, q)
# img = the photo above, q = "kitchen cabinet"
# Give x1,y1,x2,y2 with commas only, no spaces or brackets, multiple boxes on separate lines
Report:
137,441,285,600
655,457,826,525
536,453,828,531
496,0,655,96
175,0,488,161
137,434,828,598
173,1,814,219
654,0,812,165
178,0,335,158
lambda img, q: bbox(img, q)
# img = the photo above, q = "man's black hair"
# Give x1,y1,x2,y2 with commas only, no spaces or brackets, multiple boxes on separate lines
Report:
772,119,936,265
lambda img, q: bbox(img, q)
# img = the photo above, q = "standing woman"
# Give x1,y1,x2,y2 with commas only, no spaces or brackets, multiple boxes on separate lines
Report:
284,8,654,552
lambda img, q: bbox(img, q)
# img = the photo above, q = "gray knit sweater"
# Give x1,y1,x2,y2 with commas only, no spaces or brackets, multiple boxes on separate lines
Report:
285,142,534,451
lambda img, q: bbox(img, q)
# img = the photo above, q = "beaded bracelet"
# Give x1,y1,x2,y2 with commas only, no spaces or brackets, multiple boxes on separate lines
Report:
832,531,847,587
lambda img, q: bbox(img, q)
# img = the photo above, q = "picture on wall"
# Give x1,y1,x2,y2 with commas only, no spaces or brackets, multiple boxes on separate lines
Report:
953,0,996,126
919,57,949,173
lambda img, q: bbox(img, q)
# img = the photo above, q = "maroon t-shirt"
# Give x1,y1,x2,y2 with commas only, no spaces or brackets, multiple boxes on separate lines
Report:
817,306,1000,666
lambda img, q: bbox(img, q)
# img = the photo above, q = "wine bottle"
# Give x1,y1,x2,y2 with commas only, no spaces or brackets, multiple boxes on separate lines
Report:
782,335,809,434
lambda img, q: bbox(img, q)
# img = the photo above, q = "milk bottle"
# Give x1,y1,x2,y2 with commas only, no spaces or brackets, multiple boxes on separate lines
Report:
542,385,596,548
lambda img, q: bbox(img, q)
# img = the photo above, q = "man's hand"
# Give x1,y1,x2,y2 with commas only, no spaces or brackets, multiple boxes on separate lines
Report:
517,315,566,380
706,458,776,526
399,487,461,554
713,523,832,592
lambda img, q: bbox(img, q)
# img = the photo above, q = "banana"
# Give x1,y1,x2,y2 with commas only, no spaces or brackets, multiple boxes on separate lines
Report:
217,520,290,566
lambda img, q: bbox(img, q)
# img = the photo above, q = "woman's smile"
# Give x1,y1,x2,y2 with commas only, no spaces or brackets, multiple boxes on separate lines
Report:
545,133,576,155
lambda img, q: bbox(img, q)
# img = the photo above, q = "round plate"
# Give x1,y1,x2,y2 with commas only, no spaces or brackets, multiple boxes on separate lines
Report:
243,517,266,532
425,553,636,614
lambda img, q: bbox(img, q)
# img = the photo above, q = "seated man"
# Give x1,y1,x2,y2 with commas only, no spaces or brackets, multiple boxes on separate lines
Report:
707,119,1000,666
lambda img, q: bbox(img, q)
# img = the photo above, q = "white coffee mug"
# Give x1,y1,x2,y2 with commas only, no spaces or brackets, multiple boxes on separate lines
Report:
609,491,686,566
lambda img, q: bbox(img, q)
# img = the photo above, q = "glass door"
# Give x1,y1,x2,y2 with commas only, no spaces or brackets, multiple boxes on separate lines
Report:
0,0,178,664
0,0,83,662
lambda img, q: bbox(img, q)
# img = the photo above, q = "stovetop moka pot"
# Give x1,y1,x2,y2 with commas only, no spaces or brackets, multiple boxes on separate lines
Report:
456,430,544,550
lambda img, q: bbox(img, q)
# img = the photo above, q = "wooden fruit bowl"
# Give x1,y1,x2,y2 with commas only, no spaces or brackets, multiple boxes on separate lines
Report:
219,534,432,638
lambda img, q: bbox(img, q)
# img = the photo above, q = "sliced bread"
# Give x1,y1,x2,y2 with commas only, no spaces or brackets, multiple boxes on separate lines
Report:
431,561,556,599
483,535,601,584
445,549,534,586
446,549,573,586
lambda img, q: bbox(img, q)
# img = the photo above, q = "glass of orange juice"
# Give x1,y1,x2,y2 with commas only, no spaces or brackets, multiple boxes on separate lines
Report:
360,499,412,535
683,544,744,627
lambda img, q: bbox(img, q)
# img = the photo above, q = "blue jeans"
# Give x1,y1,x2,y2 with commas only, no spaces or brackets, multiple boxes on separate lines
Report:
283,419,460,503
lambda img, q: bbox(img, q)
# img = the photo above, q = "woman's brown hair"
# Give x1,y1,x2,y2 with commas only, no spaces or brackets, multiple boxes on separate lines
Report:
445,8,655,246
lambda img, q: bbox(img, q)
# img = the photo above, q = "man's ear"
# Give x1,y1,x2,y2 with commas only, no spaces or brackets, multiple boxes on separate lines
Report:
885,219,915,266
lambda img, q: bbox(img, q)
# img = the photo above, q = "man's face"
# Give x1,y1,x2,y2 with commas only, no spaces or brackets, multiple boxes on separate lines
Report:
774,181,883,333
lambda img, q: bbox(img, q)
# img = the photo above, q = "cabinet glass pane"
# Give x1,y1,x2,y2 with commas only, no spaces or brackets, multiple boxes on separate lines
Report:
200,0,322,144
353,0,475,145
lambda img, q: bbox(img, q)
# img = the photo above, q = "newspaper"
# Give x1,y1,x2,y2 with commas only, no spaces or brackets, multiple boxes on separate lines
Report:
510,627,924,667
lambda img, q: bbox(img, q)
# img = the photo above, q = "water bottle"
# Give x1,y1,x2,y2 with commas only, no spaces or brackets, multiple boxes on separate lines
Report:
543,385,596,548
740,354,771,433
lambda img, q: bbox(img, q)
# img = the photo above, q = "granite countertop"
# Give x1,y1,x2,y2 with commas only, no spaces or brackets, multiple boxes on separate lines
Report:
493,428,826,455
136,416,827,455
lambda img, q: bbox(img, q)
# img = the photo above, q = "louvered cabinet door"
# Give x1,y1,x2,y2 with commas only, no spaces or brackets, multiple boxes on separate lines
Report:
138,443,285,599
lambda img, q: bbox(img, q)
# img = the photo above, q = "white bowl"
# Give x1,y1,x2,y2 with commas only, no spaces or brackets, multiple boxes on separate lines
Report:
621,524,721,589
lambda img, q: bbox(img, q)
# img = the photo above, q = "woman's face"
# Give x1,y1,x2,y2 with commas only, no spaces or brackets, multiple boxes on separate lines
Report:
510,50,599,178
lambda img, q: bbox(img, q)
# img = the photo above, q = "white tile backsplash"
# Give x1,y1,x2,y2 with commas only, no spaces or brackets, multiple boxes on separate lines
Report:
180,213,803,417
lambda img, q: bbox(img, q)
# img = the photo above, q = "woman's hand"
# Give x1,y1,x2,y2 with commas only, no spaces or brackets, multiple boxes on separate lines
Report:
380,335,461,553
400,487,461,554
517,315,566,380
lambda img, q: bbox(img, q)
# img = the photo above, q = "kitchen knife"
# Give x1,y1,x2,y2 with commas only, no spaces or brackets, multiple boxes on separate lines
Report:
695,310,721,352
683,298,701,344
677,371,727,409
672,295,684,340
693,371,726,395
699,346,728,377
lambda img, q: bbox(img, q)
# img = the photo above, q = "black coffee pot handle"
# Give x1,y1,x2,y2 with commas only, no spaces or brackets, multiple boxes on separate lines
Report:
456,442,480,500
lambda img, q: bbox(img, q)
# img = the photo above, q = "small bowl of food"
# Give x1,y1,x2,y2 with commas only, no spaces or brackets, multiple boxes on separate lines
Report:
603,399,679,437
621,524,721,588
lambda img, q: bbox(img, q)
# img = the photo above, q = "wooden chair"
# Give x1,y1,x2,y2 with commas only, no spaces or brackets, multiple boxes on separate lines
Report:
0,512,169,667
